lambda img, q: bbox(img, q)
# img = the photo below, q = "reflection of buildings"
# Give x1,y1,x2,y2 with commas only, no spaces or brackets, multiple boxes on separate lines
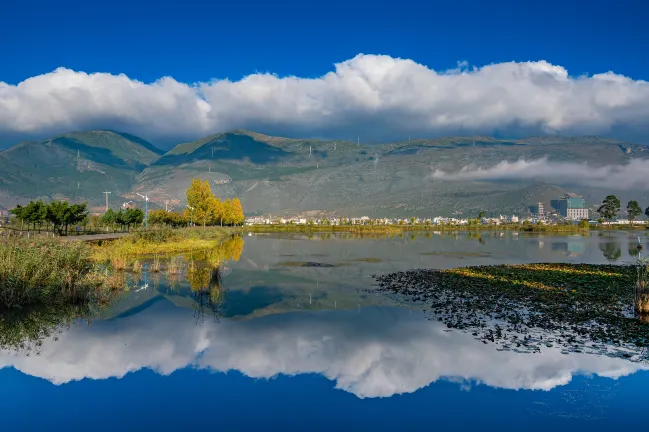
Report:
552,193,588,220
551,241,586,256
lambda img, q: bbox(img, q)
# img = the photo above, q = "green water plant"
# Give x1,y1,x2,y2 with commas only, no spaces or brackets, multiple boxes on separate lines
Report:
374,263,649,359
0,237,114,309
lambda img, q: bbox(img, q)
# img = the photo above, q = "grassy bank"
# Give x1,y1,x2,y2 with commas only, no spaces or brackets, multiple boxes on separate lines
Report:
374,263,648,357
91,226,239,267
0,237,117,310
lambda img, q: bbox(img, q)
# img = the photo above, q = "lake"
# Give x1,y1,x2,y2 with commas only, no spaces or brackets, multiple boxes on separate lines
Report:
1,231,648,431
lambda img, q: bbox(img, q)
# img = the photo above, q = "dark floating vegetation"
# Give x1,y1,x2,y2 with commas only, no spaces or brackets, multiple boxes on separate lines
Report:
420,251,493,258
350,257,383,263
373,263,649,362
277,261,338,268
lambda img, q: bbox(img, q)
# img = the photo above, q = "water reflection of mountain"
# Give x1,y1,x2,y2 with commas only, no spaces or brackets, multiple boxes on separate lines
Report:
1,302,645,399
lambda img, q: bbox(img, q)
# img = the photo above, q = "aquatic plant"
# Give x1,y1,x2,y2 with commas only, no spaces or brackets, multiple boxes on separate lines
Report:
0,237,115,309
151,254,161,273
166,256,183,275
92,227,235,261
351,257,383,263
109,252,130,271
374,263,649,360
132,260,143,273
635,258,649,316
278,261,337,268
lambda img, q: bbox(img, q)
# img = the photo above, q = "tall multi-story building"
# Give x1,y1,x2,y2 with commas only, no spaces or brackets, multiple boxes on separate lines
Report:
557,193,589,220
536,202,545,218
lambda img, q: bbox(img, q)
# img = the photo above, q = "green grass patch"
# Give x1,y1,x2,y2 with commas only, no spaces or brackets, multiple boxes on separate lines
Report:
374,263,649,358
0,237,118,310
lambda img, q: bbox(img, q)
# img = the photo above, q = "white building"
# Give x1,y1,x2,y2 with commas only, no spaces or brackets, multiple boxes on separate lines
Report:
566,208,589,220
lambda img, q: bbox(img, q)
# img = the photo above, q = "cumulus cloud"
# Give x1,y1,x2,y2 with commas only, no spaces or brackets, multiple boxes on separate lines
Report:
0,304,644,398
2,55,649,146
430,158,649,190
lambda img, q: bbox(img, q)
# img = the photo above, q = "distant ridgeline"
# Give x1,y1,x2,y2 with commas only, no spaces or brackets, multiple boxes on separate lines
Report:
1,129,648,218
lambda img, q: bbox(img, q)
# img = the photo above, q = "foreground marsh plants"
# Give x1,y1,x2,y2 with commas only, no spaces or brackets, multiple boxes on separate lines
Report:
373,263,649,361
0,237,121,310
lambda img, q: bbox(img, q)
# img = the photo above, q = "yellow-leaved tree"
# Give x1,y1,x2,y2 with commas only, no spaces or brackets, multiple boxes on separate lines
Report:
222,198,234,225
230,198,245,226
210,195,224,226
186,179,214,227
186,178,245,227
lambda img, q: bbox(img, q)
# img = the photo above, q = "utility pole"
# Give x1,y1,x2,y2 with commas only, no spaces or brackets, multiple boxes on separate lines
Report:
136,192,149,228
164,200,169,212
103,191,111,212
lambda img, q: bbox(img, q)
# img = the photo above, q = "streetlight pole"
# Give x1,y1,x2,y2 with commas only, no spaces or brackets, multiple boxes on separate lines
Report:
136,193,149,228
187,205,194,227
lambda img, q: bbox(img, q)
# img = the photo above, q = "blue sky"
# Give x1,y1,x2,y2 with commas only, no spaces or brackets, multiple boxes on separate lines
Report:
1,0,648,146
3,0,646,83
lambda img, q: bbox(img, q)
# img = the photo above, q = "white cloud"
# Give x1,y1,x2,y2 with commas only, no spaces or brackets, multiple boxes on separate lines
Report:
2,55,649,146
0,305,644,398
430,158,649,190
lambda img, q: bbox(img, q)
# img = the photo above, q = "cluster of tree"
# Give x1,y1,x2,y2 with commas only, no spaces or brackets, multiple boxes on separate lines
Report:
100,208,145,232
186,179,245,227
598,195,649,222
10,200,88,235
147,209,188,227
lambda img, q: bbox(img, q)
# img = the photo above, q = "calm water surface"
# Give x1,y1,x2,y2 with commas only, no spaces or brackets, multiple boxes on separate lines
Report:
1,231,648,431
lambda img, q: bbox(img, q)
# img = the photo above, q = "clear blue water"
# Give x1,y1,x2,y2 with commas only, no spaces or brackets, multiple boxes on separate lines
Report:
1,231,648,431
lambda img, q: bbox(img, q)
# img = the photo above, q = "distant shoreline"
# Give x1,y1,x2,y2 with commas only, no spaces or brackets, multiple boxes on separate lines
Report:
243,223,647,234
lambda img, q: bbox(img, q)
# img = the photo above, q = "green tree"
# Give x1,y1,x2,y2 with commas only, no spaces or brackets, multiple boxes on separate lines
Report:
24,201,47,232
115,209,128,232
46,201,69,235
478,211,485,219
10,205,26,230
125,208,144,230
597,195,620,221
645,205,649,221
101,208,117,230
65,203,88,234
627,200,642,222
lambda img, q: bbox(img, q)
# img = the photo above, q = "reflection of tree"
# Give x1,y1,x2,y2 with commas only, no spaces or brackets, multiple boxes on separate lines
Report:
188,264,224,324
599,242,622,262
0,304,94,354
186,236,243,267
629,244,640,257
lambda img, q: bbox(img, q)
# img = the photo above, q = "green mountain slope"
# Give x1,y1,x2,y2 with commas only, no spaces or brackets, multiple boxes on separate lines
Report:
0,130,163,210
2,129,648,216
138,131,649,217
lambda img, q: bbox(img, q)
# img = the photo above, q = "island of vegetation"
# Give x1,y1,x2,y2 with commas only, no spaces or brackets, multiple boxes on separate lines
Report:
373,262,649,361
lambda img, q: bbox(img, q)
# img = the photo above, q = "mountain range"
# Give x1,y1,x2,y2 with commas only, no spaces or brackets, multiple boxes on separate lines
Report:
1,129,647,217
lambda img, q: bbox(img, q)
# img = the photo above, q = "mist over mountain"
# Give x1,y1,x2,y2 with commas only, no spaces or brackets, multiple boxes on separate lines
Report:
1,129,647,217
